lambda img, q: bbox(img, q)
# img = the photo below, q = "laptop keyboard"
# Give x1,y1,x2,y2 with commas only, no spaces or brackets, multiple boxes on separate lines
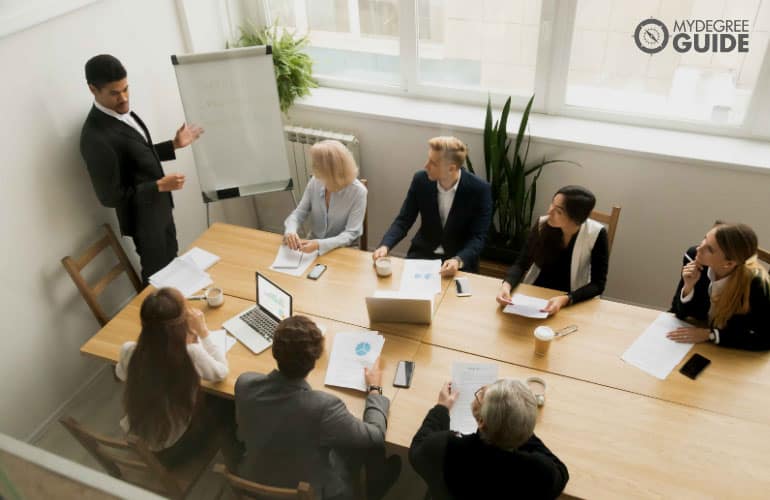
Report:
240,309,277,341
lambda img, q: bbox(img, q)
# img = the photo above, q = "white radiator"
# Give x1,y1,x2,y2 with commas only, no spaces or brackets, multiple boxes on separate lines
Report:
284,125,361,202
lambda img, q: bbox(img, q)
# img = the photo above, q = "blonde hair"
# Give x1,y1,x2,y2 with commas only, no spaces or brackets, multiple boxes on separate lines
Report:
428,136,467,168
310,140,359,192
479,379,537,450
710,222,770,328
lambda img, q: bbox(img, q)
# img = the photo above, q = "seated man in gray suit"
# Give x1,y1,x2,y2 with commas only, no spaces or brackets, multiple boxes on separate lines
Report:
235,315,400,500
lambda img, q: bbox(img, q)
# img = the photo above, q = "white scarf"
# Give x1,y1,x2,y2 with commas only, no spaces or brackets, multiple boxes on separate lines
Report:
522,215,604,292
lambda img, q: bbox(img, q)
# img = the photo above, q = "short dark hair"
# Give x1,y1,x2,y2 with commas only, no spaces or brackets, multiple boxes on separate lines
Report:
556,185,596,224
272,316,324,379
85,54,127,89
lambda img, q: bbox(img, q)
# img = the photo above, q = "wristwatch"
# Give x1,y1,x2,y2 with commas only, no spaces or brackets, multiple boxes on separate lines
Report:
708,329,716,342
367,385,383,395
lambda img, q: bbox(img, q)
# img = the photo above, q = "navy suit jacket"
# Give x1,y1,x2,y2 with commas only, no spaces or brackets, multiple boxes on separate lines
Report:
379,169,492,272
80,106,175,238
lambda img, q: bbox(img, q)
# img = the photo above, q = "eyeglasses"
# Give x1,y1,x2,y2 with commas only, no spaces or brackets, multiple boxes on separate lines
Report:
474,385,487,404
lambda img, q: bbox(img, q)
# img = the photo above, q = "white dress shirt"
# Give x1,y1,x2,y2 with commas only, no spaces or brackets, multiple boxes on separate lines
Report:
434,170,461,255
284,177,368,255
93,101,149,143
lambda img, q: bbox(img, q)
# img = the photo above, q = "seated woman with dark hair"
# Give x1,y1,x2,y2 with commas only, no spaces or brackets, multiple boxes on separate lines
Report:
668,222,770,350
116,287,234,466
496,185,609,315
409,379,569,500
234,316,400,500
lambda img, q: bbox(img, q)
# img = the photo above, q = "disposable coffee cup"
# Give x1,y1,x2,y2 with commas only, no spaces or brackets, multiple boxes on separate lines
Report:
375,257,392,277
205,287,224,308
533,326,555,356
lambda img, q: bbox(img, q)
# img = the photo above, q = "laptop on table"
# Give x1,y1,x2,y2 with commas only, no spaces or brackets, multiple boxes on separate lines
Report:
223,272,292,354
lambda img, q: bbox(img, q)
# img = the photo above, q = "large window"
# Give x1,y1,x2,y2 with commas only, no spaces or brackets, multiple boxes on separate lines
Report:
233,0,770,138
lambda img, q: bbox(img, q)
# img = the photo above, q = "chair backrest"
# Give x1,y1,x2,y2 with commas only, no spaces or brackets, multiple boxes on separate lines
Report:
59,416,186,498
758,247,769,266
590,206,622,255
214,464,316,500
359,178,369,251
61,223,142,326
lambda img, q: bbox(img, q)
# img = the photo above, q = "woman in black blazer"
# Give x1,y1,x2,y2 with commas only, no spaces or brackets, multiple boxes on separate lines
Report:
668,222,770,350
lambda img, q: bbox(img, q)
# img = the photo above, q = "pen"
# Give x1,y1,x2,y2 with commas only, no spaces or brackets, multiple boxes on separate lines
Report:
556,325,578,338
684,252,694,263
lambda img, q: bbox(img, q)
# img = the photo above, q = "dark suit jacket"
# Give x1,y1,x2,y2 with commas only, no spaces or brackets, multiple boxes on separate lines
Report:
409,405,569,500
235,370,390,499
379,169,492,272
670,246,770,351
80,106,175,237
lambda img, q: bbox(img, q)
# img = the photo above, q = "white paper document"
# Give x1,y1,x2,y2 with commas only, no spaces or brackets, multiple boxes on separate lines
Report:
270,245,316,277
181,247,220,271
325,331,385,391
208,329,237,353
621,312,694,380
503,293,549,319
400,259,442,296
450,363,499,434
149,258,212,297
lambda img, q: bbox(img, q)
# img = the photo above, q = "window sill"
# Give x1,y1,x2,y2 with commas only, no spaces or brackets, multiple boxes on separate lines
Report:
294,87,770,175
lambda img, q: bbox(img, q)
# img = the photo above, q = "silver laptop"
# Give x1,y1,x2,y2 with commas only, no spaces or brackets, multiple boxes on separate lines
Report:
222,272,292,354
365,293,434,325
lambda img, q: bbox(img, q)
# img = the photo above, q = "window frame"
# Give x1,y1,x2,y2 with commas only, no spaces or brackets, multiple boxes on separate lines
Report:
221,0,770,140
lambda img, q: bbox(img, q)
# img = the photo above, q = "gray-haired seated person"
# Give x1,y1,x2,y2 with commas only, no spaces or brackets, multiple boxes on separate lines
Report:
409,378,569,500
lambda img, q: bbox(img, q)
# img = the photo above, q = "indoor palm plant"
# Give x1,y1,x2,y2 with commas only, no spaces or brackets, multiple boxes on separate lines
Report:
230,22,318,114
467,95,578,262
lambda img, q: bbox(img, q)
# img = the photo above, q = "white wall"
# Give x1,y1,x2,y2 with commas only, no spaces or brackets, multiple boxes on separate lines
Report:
0,0,207,439
284,107,770,309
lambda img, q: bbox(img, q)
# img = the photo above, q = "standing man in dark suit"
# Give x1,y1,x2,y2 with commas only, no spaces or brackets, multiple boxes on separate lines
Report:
80,54,202,284
372,136,492,275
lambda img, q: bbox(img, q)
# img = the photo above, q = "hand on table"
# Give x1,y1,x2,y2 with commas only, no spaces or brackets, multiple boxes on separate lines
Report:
300,239,320,253
439,258,460,277
437,381,459,409
541,295,570,316
365,357,383,388
496,282,513,306
372,246,389,261
667,327,710,344
284,232,302,251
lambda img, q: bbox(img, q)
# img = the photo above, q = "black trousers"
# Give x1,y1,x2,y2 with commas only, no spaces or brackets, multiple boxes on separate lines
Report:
132,218,178,285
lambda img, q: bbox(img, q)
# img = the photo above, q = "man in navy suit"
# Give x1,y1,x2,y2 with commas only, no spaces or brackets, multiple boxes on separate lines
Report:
372,137,492,275
80,55,202,284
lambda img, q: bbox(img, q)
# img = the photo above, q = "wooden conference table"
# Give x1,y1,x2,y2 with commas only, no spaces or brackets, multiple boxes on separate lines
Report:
81,224,770,498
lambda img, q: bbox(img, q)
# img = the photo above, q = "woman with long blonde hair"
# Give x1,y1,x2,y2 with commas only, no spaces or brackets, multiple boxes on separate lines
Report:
284,140,367,254
668,222,770,350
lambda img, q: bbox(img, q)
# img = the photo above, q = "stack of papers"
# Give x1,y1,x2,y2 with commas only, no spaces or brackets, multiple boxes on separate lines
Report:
270,245,316,277
400,259,442,296
621,312,694,379
149,257,213,297
324,331,385,391
450,363,499,434
180,247,220,270
503,293,549,319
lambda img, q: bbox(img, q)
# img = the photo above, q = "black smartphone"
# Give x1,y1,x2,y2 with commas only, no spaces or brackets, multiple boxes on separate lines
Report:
679,353,711,379
307,264,327,280
393,360,415,388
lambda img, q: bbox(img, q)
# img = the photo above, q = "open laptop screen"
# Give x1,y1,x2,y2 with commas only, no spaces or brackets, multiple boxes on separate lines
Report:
256,273,292,322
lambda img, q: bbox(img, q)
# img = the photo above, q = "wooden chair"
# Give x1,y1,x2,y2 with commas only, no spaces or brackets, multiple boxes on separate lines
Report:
590,205,622,255
60,416,221,499
61,224,142,326
213,464,316,500
359,178,369,251
758,247,770,266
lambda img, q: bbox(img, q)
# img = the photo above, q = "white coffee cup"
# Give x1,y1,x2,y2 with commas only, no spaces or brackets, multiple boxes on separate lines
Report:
533,326,555,356
375,257,392,277
205,287,224,308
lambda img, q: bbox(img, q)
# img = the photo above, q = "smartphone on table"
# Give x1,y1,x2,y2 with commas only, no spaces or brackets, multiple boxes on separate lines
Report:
393,360,415,388
307,264,327,280
679,353,710,379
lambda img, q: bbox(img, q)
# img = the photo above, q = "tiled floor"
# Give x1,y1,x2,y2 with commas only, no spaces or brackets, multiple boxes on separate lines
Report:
32,367,426,499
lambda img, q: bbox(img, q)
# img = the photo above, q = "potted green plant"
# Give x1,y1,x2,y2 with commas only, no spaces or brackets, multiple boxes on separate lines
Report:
467,95,578,263
230,22,318,114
